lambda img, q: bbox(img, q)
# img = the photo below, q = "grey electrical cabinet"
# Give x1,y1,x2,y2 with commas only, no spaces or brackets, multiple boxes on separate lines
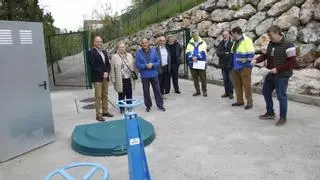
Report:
0,21,55,162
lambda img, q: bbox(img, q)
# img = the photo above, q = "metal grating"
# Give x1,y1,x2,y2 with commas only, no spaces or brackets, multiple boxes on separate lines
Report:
19,30,33,44
82,103,95,110
0,29,13,45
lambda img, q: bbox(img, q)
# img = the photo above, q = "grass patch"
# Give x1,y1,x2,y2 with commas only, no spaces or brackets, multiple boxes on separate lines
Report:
101,0,205,40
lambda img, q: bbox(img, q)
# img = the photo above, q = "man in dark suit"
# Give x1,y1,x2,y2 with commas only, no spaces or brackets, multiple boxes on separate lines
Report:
87,36,114,121
167,35,182,94
217,30,234,99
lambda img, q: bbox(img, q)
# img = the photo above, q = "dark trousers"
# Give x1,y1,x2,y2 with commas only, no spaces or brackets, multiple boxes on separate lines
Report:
159,65,170,94
118,78,133,111
141,77,164,108
263,74,289,119
169,63,180,92
221,68,233,95
190,68,207,93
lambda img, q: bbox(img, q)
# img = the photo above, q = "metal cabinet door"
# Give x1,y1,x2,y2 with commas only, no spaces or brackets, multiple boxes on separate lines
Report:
0,21,55,162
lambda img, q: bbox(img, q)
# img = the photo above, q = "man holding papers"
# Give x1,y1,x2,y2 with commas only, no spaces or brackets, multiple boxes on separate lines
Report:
186,31,208,97
252,25,296,126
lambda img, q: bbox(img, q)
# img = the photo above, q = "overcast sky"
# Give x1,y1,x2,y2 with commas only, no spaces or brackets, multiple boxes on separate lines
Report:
39,0,131,31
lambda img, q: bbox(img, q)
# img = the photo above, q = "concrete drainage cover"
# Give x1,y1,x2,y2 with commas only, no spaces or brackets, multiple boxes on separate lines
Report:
80,97,95,103
82,104,95,110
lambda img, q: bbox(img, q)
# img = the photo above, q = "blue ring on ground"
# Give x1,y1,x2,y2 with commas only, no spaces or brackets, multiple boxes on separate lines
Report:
45,162,109,180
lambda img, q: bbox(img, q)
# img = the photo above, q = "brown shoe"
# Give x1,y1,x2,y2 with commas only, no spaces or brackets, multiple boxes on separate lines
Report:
103,112,114,117
96,116,105,121
222,94,229,98
244,104,253,110
275,118,287,126
193,92,201,96
232,102,244,106
259,112,276,120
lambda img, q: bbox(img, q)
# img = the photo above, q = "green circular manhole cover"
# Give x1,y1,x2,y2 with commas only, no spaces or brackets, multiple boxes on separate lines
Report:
71,118,156,156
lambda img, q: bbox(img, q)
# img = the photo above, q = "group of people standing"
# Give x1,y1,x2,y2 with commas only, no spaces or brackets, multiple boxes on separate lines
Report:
186,25,296,126
183,25,295,126
88,24,296,127
87,34,182,121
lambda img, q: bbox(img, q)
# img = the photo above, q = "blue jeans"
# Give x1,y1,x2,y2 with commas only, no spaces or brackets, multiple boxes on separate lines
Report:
263,74,289,119
221,68,233,95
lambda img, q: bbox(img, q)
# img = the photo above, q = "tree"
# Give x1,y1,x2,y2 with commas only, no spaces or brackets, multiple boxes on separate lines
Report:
131,0,154,6
0,0,57,65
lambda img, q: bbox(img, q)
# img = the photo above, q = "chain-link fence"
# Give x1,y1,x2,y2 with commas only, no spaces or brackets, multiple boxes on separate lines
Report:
47,31,91,88
95,0,205,41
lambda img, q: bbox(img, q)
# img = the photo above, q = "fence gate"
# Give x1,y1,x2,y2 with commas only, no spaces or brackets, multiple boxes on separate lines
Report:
48,31,91,88
164,28,190,79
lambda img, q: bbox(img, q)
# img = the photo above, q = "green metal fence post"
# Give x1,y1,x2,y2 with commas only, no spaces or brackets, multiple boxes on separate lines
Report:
48,35,56,86
139,4,142,28
82,31,92,89
127,14,130,35
156,0,159,21
108,26,111,40
117,21,119,37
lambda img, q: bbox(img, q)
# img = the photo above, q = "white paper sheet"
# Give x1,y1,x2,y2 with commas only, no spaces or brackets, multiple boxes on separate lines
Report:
192,61,206,70
256,67,270,77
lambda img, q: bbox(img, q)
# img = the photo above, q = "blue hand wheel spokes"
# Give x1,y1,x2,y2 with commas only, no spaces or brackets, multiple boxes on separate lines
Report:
45,162,109,180
82,166,99,180
116,99,143,108
55,169,75,180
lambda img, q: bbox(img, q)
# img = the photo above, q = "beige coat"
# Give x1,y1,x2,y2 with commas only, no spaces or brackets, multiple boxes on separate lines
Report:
110,53,136,93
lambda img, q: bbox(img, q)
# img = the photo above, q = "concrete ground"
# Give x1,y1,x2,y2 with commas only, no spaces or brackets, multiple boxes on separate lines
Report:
1,79,320,180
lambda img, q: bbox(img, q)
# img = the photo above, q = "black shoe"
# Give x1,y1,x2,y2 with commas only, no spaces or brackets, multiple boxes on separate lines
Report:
102,112,114,117
146,107,151,112
221,94,229,98
244,104,253,110
275,117,287,126
232,102,244,106
96,116,105,121
193,92,201,96
203,92,207,97
229,94,234,99
120,109,125,114
259,112,276,120
159,107,166,111
164,91,170,94
175,90,181,94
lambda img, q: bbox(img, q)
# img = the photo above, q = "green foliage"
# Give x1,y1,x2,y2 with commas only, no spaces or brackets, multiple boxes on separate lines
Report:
296,43,301,57
49,33,83,64
231,4,241,11
0,0,83,66
0,0,57,65
99,0,205,41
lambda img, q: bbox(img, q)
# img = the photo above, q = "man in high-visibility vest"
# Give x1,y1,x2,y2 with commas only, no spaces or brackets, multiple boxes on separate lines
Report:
230,26,255,110
186,31,208,97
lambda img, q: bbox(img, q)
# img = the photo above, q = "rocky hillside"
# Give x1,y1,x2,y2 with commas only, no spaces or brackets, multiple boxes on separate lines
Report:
104,0,320,96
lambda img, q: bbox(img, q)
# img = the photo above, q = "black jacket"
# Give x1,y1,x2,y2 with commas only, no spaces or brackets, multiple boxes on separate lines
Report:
217,39,233,69
87,48,111,82
167,41,182,65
